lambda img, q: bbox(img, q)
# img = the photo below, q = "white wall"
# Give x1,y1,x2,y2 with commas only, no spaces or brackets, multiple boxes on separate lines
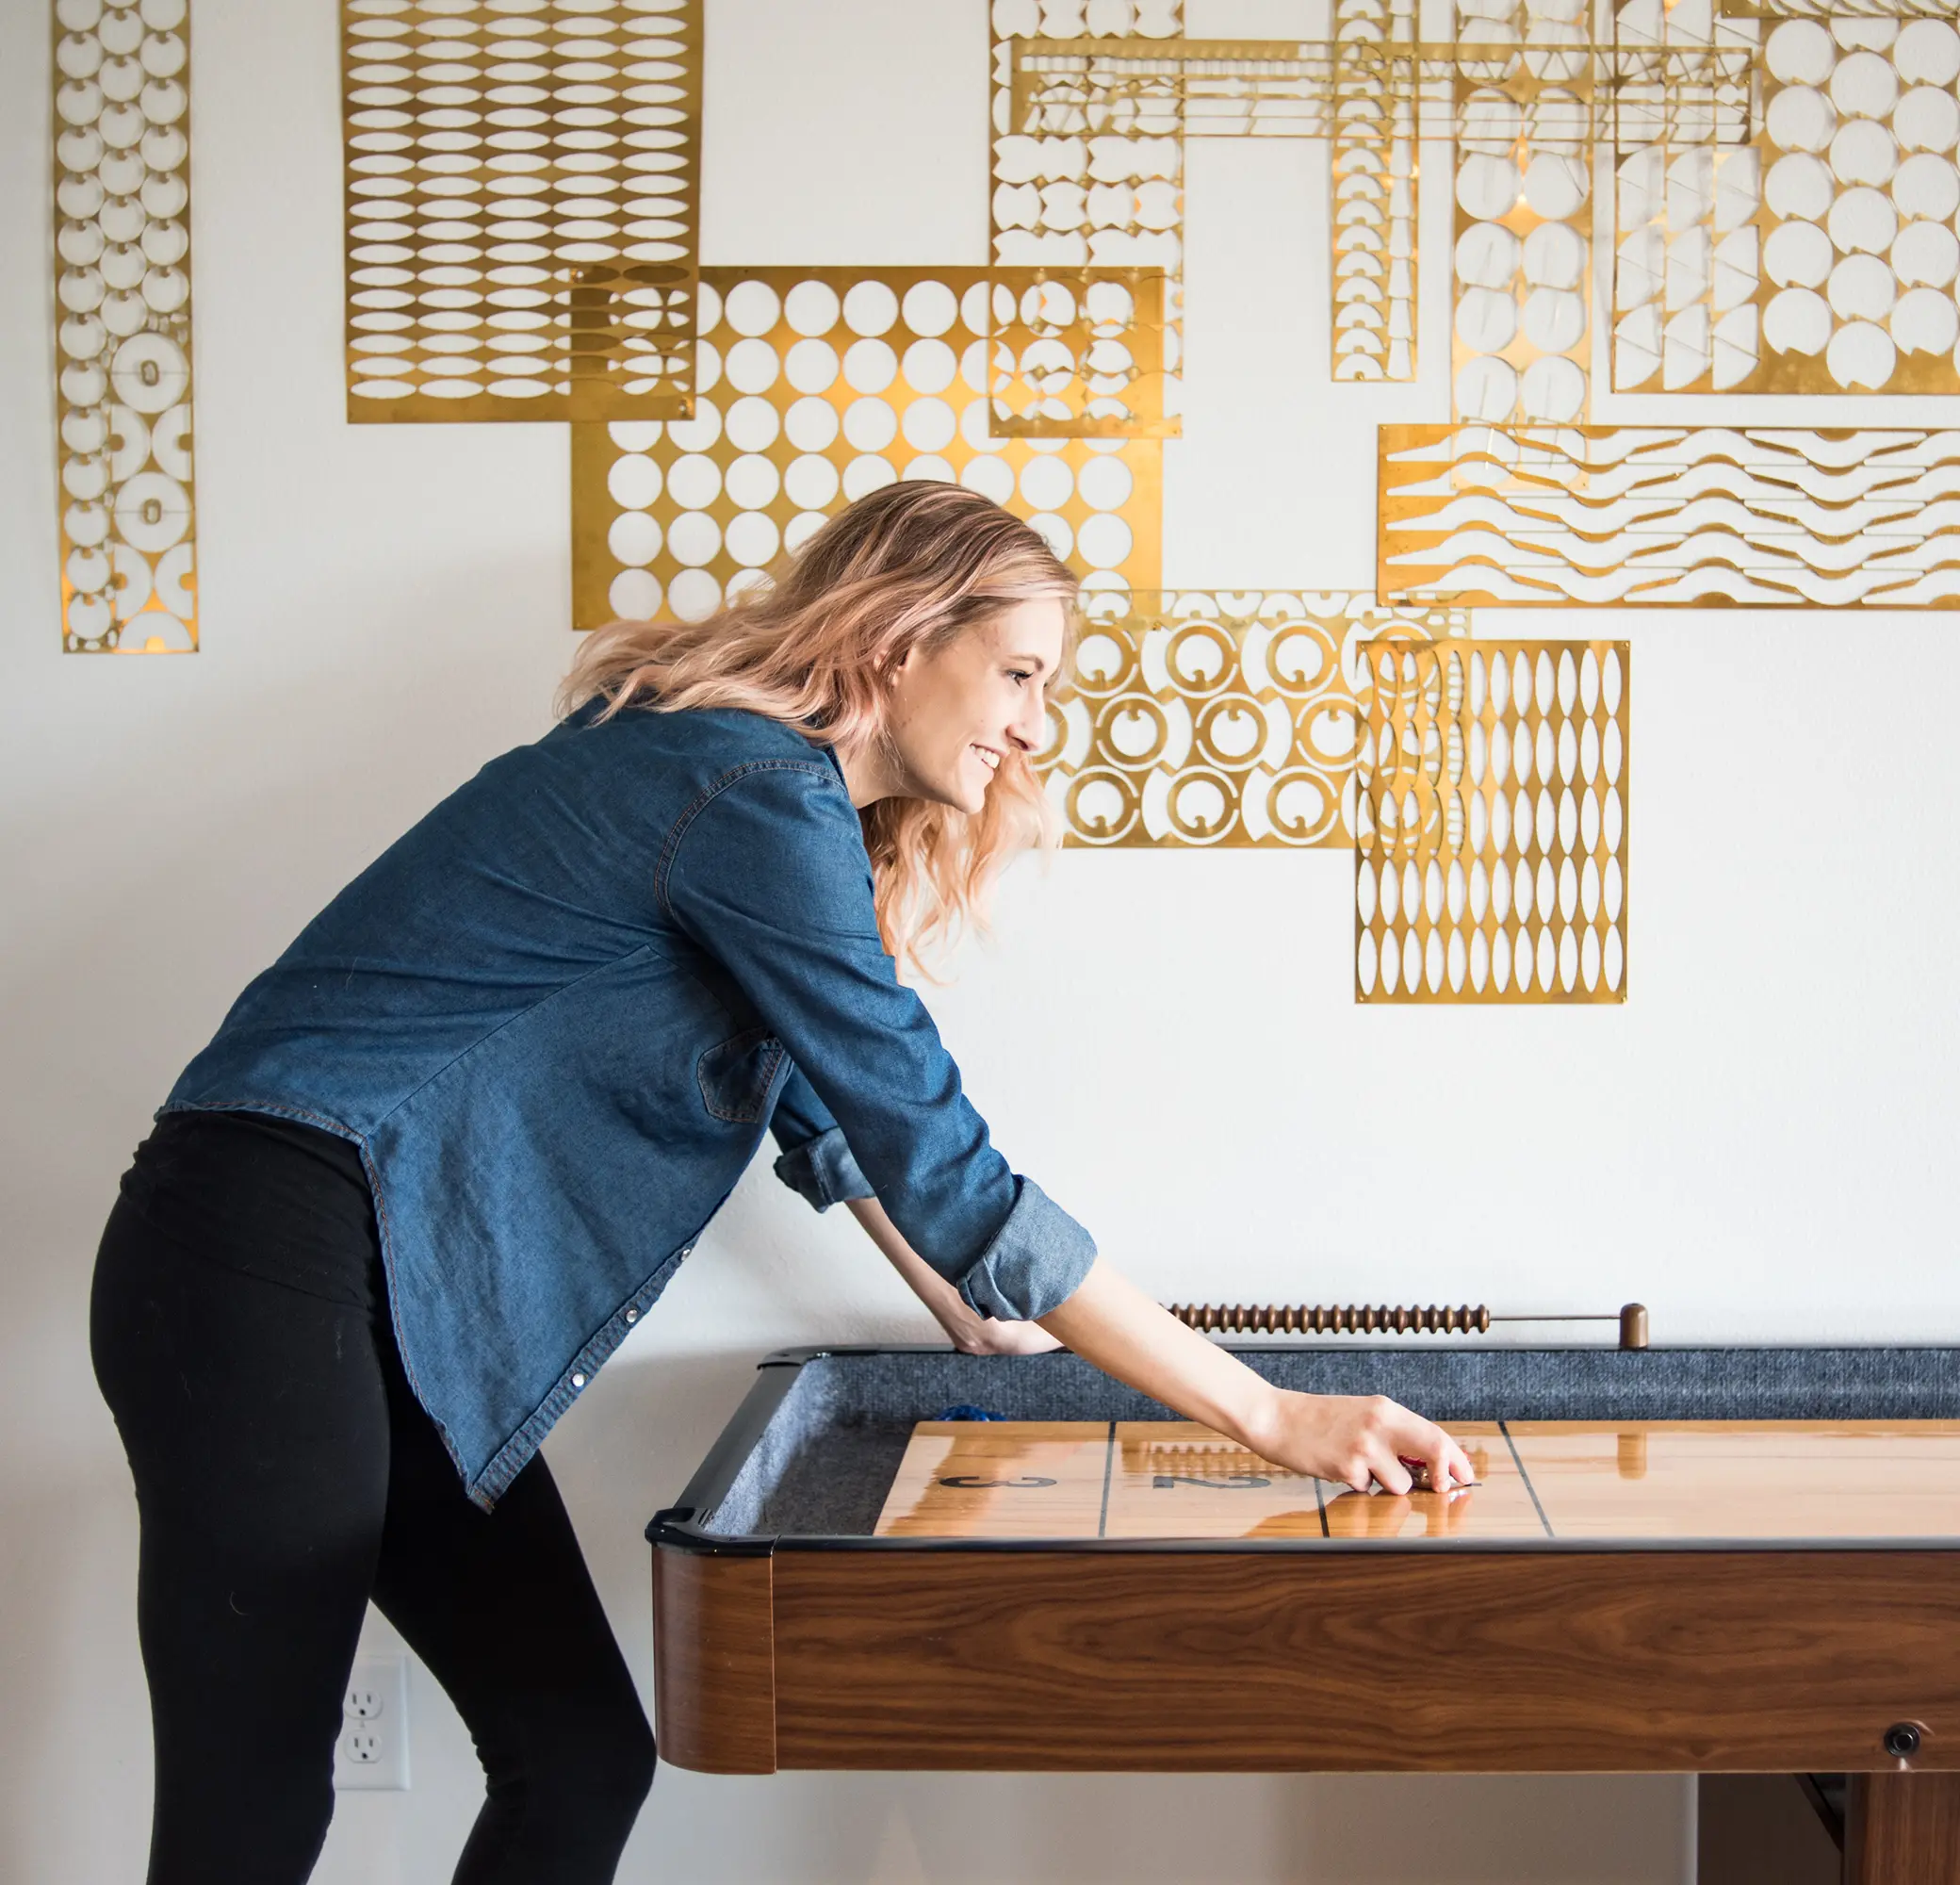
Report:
8,1,1958,1880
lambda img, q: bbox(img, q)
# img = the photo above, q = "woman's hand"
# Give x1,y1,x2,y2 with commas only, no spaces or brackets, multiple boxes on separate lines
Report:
1242,1389,1476,1495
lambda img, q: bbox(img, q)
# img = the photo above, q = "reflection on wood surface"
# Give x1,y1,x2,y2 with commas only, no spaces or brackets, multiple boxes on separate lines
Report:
874,1418,1960,1543
1511,1421,1960,1539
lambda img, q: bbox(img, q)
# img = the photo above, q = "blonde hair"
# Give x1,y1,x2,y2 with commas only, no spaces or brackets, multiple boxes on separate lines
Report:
559,482,1079,973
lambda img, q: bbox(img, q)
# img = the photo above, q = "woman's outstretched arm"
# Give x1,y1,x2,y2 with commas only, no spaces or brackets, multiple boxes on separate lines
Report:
845,1205,1474,1494
1038,1257,1477,1495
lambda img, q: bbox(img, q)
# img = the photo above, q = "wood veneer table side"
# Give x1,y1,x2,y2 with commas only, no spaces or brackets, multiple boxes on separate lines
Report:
767,1548,1960,1772
651,1548,776,1773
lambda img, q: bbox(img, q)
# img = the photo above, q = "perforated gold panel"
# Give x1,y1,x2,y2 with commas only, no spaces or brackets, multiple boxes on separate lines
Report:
1356,641,1628,1004
1615,7,1960,393
992,5,1184,435
1452,0,1598,425
1378,422,1960,606
54,0,197,653
569,267,1162,631
1609,0,1765,394
1039,592,1471,849
1006,32,1750,142
1333,0,1421,384
986,269,1167,438
1743,11,1960,393
1721,0,1960,25
341,0,699,422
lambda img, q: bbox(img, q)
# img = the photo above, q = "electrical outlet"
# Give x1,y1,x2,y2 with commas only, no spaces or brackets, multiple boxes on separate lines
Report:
334,1656,410,1791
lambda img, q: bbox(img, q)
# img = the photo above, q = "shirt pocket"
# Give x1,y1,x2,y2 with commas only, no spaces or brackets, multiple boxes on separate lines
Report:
696,1026,787,1124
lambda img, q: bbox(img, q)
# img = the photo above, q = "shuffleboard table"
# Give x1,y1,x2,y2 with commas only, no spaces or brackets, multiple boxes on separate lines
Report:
648,1344,1960,1881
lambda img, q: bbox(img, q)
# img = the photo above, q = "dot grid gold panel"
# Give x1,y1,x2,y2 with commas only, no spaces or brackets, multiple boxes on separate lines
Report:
341,0,700,422
568,267,1163,631
1378,421,1960,605
1037,591,1471,849
53,0,197,655
1355,640,1629,1004
1741,10,1960,393
992,2,1184,436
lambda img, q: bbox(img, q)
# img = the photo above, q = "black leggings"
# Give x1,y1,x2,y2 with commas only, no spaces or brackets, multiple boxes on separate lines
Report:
90,1195,656,1885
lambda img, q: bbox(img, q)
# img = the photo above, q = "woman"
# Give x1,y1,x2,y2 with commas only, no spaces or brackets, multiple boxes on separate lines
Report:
92,482,1472,1884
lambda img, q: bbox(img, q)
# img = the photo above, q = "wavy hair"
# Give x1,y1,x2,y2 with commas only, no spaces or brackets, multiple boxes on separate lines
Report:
559,482,1079,974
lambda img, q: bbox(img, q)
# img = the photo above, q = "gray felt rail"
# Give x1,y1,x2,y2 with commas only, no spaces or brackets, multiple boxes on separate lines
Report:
696,1346,1960,1541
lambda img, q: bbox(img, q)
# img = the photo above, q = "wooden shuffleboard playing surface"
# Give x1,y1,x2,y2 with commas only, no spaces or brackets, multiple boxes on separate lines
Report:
874,1419,1960,1542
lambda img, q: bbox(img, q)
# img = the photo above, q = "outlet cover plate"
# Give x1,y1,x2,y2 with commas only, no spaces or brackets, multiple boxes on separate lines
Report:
335,1655,410,1791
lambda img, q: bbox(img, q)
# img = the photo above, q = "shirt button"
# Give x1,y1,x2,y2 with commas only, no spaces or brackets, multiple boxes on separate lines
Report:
571,1373,586,1388
625,1309,638,1324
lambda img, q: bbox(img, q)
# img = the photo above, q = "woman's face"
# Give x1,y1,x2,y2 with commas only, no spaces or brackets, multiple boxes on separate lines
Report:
880,596,1069,814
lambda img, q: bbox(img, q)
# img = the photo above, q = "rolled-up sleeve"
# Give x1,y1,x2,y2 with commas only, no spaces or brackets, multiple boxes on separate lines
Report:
769,1061,874,1211
662,759,1096,1321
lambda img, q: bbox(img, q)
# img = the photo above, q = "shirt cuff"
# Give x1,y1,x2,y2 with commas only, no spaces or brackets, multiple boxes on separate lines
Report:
772,1124,874,1212
956,1176,1098,1322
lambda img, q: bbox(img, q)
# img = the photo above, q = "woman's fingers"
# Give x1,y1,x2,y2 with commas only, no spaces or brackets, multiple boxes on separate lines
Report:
1378,1410,1476,1494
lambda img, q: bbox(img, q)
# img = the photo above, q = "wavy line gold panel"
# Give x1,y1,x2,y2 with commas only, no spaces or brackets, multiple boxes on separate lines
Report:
342,0,700,422
993,4,1184,435
1038,592,1470,849
1355,640,1628,1005
569,267,1162,631
55,0,197,654
1377,422,1960,606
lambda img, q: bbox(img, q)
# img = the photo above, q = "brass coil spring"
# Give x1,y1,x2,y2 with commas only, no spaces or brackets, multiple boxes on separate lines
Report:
1168,1303,1493,1336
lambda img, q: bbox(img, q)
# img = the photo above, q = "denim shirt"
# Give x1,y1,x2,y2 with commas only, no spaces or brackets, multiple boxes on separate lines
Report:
162,704,1097,1508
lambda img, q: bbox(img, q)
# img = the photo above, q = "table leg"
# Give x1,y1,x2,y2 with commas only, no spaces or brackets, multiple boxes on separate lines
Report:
1844,1773,1960,1884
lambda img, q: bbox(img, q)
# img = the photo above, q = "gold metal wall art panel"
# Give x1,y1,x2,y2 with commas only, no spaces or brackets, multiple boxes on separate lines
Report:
1740,10,1960,394
1451,0,1596,425
1004,27,1756,398
1609,0,1765,394
986,268,1168,439
341,0,700,422
1333,0,1421,384
1009,35,1385,138
1007,34,1755,143
1038,591,1471,849
1721,0,1957,20
54,0,197,653
992,4,1184,434
569,266,1163,631
1619,5,1960,393
1355,640,1628,1004
1377,422,1960,607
